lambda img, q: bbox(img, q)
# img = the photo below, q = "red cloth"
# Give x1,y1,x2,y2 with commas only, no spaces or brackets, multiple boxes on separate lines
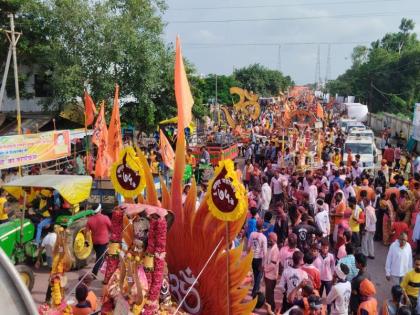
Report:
87,213,112,245
391,221,409,243
383,148,395,163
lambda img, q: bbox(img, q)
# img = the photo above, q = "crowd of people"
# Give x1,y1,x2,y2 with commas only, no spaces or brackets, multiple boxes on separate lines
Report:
227,121,420,314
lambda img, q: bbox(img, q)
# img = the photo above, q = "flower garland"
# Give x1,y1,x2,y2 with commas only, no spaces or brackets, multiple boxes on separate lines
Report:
104,209,124,285
143,217,167,315
144,218,156,288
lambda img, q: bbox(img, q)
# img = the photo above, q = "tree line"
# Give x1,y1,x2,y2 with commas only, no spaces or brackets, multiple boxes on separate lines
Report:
327,18,420,117
0,0,293,131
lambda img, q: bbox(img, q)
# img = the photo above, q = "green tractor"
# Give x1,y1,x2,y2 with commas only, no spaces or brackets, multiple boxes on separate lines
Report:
1,175,96,291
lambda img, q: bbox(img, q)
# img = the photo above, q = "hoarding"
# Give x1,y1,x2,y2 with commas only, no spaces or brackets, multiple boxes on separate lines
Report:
0,130,70,169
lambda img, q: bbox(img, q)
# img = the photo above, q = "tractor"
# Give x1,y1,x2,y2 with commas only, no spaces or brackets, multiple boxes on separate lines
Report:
1,175,96,291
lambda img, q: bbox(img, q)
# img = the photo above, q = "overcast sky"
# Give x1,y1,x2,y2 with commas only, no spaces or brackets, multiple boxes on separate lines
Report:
162,0,420,84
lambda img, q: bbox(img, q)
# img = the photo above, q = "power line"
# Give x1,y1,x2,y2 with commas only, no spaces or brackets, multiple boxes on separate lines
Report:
169,0,398,11
166,10,420,24
181,41,371,47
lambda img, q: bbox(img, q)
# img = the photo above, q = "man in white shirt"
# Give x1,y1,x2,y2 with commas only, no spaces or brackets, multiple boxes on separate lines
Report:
315,199,330,238
264,233,280,312
385,232,413,285
351,161,361,179
343,178,355,201
307,177,318,209
279,250,308,312
248,219,267,297
361,197,377,259
271,171,283,203
326,263,352,314
35,227,57,268
260,177,272,218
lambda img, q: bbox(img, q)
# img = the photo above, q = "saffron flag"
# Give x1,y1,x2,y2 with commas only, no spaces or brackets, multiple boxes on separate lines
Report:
316,103,324,119
108,84,123,163
84,90,97,126
92,101,110,178
174,36,193,132
160,130,175,170
284,101,291,121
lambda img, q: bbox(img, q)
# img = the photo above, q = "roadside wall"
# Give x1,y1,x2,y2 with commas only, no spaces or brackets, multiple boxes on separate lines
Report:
367,112,419,153
367,112,413,139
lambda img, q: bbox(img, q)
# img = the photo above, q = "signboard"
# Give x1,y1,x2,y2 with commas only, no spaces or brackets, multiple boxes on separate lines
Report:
413,103,420,141
0,130,70,169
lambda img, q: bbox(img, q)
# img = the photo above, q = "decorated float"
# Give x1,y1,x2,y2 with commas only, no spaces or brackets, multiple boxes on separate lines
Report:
99,135,256,314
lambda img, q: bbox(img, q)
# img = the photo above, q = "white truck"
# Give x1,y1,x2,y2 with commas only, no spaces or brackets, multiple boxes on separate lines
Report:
343,135,378,171
342,102,369,122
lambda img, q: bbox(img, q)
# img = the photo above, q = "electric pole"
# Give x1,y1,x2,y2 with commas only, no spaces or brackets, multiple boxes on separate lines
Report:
3,14,22,135
314,44,321,89
277,45,282,72
325,44,332,85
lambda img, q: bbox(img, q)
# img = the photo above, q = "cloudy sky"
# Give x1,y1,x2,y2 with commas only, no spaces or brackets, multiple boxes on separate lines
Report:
162,0,420,84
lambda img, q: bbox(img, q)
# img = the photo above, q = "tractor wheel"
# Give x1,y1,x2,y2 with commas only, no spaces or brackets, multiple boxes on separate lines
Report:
67,218,93,270
15,264,34,292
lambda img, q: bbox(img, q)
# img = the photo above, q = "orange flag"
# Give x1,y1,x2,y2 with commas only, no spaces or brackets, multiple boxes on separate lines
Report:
284,101,291,121
92,101,110,178
316,103,324,119
84,90,97,126
174,36,193,132
160,130,175,170
108,84,123,163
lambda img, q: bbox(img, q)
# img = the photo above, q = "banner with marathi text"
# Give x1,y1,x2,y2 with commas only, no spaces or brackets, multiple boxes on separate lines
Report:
0,130,70,169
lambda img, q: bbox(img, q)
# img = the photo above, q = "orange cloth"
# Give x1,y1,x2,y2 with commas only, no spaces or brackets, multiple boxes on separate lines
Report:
175,36,194,130
334,201,346,225
108,84,123,163
358,298,378,315
72,305,93,315
84,90,97,126
160,130,175,170
87,290,97,311
92,102,111,178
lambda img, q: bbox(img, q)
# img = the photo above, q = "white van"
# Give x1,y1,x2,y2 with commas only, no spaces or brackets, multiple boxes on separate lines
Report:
343,136,378,171
345,122,366,134
339,118,357,132
349,128,374,140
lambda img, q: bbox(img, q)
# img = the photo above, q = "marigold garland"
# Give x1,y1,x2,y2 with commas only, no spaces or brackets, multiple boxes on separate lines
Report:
143,218,167,315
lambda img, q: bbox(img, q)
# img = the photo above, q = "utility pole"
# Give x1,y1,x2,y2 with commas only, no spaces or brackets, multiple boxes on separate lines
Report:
277,45,282,72
325,44,331,85
4,14,22,135
314,44,321,90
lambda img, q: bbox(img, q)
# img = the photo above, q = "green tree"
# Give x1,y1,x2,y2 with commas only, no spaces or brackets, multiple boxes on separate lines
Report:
233,63,293,96
327,18,419,115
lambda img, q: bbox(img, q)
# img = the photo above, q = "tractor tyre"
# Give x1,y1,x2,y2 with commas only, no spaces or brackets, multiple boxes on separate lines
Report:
15,264,34,292
67,218,93,270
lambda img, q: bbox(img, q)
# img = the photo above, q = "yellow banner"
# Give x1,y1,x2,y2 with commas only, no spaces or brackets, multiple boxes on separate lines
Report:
0,130,70,169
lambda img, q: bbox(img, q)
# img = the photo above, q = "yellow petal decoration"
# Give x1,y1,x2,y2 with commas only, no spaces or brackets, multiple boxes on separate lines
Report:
110,147,146,198
206,159,247,221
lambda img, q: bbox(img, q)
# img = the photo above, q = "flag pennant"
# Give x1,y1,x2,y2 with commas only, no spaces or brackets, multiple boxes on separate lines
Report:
316,103,324,119
108,84,123,163
174,35,193,132
92,101,110,178
84,90,97,127
160,130,175,170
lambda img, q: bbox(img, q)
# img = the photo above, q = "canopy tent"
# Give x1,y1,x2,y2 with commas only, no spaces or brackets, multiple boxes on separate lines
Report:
3,175,92,205
159,116,196,133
